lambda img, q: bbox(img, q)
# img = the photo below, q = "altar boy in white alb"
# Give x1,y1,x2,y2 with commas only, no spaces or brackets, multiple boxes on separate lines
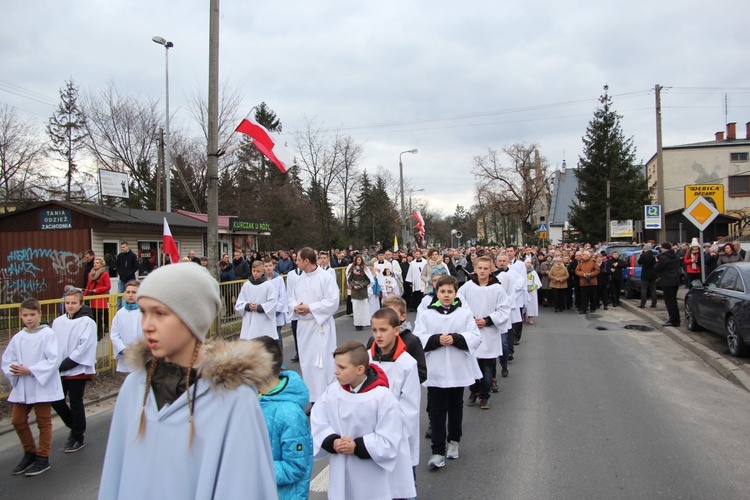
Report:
311,341,403,500
288,247,340,403
457,256,511,409
110,281,143,373
368,308,419,499
235,260,278,341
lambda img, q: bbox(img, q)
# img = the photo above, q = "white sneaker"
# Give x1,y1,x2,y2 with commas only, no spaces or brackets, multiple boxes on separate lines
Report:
446,441,460,459
428,454,445,469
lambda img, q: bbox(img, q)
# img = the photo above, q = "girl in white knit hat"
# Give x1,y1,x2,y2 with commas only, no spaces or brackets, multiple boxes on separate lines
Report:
98,263,278,499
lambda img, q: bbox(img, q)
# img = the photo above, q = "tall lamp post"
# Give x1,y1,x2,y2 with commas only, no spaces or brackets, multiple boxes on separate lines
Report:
399,148,418,248
152,35,174,212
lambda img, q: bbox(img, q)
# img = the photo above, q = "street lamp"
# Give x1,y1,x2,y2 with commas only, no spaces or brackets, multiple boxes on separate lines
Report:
399,148,418,248
152,35,174,212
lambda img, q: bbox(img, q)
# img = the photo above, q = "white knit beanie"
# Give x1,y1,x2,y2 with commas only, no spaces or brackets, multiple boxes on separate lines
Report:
136,262,220,342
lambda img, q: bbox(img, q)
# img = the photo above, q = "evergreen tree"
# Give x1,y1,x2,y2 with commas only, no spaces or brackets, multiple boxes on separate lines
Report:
47,79,87,201
569,86,651,242
354,171,398,246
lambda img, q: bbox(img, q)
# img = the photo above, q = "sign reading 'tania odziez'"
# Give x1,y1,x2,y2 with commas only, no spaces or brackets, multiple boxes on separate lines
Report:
40,209,72,230
229,218,272,232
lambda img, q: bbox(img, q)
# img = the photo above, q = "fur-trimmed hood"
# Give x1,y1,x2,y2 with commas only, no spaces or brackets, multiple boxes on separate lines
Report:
126,338,275,391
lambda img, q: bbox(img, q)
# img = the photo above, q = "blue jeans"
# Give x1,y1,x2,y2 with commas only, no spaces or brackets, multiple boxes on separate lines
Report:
469,358,496,400
117,280,127,309
498,331,509,367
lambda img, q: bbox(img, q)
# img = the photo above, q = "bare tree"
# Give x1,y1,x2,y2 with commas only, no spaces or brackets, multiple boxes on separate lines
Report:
473,143,553,241
0,104,44,206
82,82,161,208
187,80,244,146
333,135,363,239
295,117,345,245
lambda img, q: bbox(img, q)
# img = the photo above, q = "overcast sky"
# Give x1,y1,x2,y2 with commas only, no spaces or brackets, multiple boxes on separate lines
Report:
3,1,750,215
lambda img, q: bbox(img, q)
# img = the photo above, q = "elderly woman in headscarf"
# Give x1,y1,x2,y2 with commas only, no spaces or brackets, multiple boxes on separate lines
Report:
548,256,570,312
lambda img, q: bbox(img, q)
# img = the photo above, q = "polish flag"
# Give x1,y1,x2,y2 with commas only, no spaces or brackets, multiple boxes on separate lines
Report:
163,218,180,265
235,113,293,173
413,211,425,229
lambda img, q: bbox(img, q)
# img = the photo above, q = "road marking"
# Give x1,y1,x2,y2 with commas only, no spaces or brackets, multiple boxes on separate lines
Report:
310,464,329,492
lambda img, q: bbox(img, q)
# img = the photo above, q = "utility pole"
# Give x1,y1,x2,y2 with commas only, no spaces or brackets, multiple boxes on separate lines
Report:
606,179,611,241
206,0,220,278
655,84,666,243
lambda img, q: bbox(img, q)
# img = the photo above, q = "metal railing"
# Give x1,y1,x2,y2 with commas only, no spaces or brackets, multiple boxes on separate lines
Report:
2,267,349,399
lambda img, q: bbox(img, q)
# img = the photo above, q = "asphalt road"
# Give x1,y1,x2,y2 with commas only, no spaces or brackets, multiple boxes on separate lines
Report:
3,305,750,499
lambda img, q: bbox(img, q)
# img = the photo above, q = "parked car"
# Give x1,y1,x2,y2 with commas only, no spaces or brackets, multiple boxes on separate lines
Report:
596,242,640,257
621,248,661,299
684,262,750,357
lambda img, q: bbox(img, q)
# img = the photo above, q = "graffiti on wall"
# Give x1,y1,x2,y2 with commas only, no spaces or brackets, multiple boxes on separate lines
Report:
1,248,84,302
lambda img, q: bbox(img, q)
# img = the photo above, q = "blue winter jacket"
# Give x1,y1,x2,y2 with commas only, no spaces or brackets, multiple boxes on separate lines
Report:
259,370,314,500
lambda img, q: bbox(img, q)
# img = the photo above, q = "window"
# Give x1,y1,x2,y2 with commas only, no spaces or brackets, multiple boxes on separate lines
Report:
728,175,750,196
718,267,741,292
705,268,725,289
730,152,749,162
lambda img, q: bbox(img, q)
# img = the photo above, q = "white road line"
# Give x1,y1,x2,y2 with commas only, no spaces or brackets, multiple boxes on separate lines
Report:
309,464,330,492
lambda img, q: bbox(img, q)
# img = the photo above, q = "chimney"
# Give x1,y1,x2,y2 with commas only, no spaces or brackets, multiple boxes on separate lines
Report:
716,131,725,141
746,121,750,140
727,122,736,140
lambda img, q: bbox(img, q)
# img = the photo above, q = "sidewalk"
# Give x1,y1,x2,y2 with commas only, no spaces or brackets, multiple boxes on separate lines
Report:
620,287,750,394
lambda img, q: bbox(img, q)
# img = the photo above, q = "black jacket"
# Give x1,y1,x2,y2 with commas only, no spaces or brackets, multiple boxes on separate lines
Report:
607,257,626,281
232,258,250,279
654,249,681,286
116,249,139,281
637,250,657,281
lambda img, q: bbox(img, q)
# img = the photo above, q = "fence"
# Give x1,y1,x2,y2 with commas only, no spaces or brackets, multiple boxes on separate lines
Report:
1,267,349,399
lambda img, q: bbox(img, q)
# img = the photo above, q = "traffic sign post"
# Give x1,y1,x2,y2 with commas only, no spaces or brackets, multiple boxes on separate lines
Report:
644,205,661,229
683,196,720,282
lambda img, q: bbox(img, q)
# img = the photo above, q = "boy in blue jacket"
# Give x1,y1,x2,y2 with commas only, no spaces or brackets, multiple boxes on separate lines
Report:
254,336,314,500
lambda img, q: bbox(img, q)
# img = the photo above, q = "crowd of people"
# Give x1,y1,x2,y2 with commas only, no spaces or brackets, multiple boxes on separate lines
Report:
5,237,745,498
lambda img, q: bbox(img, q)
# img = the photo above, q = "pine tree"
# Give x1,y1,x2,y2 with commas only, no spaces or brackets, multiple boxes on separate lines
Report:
569,86,651,242
47,79,87,201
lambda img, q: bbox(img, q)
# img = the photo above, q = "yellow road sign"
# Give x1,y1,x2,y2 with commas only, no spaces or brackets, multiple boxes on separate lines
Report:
684,184,724,213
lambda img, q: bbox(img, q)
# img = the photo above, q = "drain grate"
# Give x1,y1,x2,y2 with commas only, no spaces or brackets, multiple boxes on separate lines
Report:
624,324,654,331
595,326,608,330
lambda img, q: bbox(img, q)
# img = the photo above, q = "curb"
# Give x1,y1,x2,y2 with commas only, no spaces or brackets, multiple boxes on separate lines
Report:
619,300,750,394
0,306,352,437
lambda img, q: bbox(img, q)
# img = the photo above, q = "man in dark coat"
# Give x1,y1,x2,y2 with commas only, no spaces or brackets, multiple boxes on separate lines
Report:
637,244,658,308
232,250,250,280
116,242,139,308
654,242,682,327
82,250,95,288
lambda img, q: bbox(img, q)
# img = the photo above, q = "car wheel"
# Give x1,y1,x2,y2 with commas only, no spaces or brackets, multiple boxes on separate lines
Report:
684,298,702,331
726,315,748,357
624,283,635,299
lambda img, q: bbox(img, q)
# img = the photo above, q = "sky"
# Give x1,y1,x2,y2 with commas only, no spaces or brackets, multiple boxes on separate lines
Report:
3,0,750,216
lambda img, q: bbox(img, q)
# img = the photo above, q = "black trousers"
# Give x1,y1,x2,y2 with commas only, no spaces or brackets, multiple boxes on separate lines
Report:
552,288,566,311
51,378,88,442
598,283,609,308
640,279,657,306
291,320,299,356
610,279,622,305
662,285,681,326
579,286,597,312
410,290,424,312
427,386,464,456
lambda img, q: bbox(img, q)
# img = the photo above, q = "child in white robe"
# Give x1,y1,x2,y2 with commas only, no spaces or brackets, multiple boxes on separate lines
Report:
235,260,278,341
524,258,542,325
2,298,63,477
311,341,403,500
369,308,420,499
110,280,143,373
415,275,482,470
51,287,98,453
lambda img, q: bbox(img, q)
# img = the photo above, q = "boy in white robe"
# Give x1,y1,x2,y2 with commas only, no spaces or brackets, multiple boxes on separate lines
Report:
51,287,98,453
2,298,63,477
264,257,288,338
110,280,143,373
405,250,427,311
288,247,340,403
369,308,420,499
415,275,482,470
311,341,403,500
458,256,511,409
235,260,278,342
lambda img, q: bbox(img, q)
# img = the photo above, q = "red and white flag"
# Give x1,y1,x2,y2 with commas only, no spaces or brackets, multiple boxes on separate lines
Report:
162,217,180,264
235,113,293,173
